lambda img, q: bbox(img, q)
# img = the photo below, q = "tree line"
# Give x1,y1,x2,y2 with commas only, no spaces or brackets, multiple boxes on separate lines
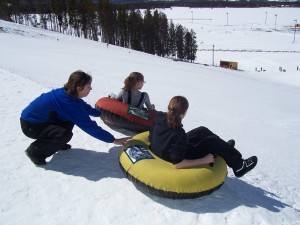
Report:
0,0,198,62
113,1,300,9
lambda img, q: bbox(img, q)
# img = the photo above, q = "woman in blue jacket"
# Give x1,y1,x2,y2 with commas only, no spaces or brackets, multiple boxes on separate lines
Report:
21,70,129,166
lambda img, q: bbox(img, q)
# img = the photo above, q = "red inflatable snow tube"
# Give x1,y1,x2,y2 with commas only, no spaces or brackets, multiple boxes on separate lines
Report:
95,97,157,133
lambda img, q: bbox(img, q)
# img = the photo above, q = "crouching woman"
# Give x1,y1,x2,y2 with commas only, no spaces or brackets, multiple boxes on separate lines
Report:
21,70,129,166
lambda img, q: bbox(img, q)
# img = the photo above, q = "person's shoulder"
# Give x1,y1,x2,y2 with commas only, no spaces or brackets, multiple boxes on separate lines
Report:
179,127,186,135
176,127,187,141
53,87,63,91
39,88,60,98
51,87,64,94
53,88,69,97
119,89,126,94
153,111,167,126
142,91,149,97
173,125,186,136
175,125,186,133
156,111,167,118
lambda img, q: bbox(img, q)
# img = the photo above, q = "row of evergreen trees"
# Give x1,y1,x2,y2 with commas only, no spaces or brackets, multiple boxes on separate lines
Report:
0,0,198,62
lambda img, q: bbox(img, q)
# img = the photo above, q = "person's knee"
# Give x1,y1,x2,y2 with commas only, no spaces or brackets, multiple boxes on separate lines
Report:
57,129,73,144
196,126,211,134
198,126,207,130
63,130,73,143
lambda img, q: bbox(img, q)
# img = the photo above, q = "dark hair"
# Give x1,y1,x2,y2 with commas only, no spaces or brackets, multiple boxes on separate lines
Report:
64,70,92,97
123,72,144,91
167,96,189,128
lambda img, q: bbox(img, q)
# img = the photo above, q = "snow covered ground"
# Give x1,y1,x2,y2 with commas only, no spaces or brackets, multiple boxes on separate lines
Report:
0,7,300,225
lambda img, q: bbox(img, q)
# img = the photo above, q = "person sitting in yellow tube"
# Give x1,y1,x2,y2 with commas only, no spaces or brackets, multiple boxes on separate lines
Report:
149,96,257,178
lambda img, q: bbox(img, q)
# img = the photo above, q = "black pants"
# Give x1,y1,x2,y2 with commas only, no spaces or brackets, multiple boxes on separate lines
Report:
20,118,74,159
186,126,243,169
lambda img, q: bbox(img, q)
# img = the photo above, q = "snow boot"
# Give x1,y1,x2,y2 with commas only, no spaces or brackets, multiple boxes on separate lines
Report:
227,139,235,148
60,144,72,151
25,148,46,166
233,156,257,178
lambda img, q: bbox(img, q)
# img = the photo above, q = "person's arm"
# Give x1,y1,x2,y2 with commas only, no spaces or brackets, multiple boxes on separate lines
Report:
174,154,214,169
82,101,101,117
168,130,214,169
143,93,155,110
111,89,124,101
78,118,115,143
66,101,114,143
73,102,133,144
113,137,132,145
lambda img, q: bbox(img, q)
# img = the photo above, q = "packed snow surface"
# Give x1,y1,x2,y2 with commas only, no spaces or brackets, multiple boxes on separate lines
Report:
0,7,300,225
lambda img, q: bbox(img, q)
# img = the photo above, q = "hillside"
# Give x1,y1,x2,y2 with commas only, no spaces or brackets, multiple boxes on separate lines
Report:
1,7,300,225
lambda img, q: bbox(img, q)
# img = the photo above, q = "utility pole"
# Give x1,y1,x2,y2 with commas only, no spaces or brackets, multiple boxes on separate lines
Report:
293,19,297,43
265,12,267,24
226,13,228,26
212,45,215,66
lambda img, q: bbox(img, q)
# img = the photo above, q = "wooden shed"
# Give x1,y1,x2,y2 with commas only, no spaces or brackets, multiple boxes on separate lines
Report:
220,60,238,70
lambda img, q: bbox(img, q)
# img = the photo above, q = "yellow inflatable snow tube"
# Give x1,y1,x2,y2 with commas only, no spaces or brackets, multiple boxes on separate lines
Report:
119,132,228,199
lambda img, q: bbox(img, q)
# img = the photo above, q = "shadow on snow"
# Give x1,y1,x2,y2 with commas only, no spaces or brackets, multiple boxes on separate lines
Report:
43,147,296,214
44,146,124,181
147,177,296,213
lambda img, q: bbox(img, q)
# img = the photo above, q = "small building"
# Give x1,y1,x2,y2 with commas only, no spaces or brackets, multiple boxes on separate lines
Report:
220,60,238,70
295,17,300,28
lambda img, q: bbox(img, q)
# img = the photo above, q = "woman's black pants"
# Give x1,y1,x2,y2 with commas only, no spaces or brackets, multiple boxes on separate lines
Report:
186,126,243,169
20,118,74,159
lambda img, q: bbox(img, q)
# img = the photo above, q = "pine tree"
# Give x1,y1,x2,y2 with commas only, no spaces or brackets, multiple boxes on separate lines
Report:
142,9,154,54
183,28,197,62
168,20,177,59
10,0,22,23
175,24,184,60
0,0,10,21
50,0,66,33
97,0,117,44
189,29,198,62
152,10,161,56
128,10,142,51
116,7,129,47
158,11,169,57
67,0,78,36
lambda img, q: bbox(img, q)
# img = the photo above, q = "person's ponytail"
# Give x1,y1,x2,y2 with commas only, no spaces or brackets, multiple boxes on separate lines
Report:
166,96,189,128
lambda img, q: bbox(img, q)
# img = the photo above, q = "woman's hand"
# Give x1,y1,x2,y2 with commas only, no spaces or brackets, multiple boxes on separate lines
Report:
113,137,132,146
174,153,215,169
108,93,116,98
201,153,215,164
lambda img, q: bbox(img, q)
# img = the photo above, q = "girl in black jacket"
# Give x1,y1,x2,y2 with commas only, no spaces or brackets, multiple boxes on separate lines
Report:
149,96,257,177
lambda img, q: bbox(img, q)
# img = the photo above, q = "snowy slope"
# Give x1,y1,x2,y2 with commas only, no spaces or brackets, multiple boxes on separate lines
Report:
1,7,300,225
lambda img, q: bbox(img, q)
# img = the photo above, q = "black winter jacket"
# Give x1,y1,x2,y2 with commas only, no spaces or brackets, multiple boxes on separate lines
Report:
149,112,187,164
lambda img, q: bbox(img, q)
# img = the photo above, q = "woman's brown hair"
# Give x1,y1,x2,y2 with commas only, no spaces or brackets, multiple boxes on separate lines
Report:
167,96,189,128
64,70,92,97
123,72,144,91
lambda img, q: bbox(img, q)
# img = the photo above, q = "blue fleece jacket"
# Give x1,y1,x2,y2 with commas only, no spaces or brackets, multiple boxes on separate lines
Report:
21,88,115,143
